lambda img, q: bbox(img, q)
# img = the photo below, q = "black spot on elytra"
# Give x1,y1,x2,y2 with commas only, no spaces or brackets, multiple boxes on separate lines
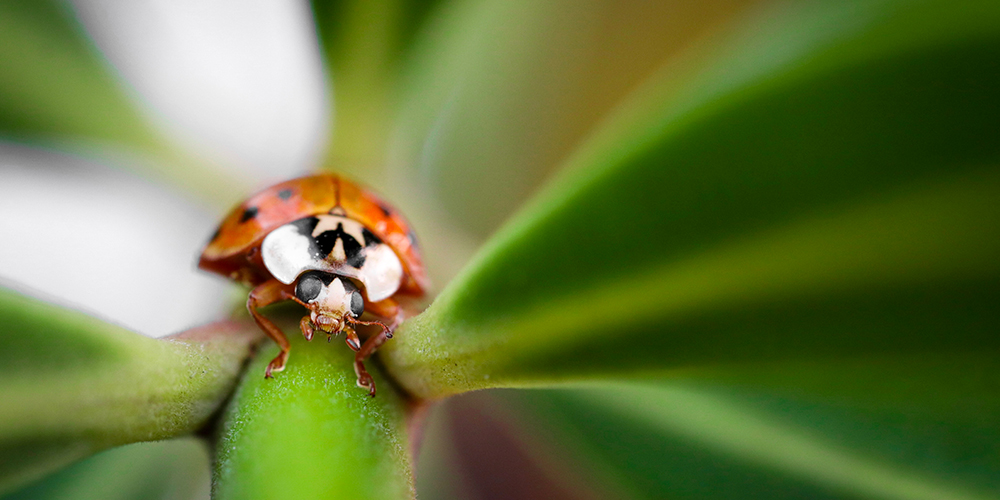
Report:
377,203,392,217
314,222,366,268
362,228,382,247
277,189,293,200
208,227,221,243
240,206,259,223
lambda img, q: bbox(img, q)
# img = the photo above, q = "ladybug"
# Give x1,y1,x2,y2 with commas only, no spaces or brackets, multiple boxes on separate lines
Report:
199,174,428,396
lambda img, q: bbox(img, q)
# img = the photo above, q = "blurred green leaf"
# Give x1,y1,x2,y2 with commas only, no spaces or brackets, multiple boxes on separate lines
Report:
504,380,1000,500
382,0,1000,398
0,0,162,151
378,0,764,287
389,0,761,237
213,325,413,500
2,438,209,500
0,287,260,495
310,0,443,173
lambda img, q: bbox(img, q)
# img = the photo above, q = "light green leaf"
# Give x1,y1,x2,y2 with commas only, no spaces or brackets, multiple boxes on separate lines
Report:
389,0,762,237
1,438,209,500
504,378,1000,500
381,0,1000,398
213,323,414,500
0,287,260,495
310,0,443,173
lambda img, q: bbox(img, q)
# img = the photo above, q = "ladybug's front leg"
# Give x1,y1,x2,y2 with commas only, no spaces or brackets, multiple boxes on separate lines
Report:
300,316,315,341
364,297,404,333
349,298,404,397
247,280,295,378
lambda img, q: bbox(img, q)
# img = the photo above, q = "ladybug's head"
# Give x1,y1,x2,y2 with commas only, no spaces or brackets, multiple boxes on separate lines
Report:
294,271,364,334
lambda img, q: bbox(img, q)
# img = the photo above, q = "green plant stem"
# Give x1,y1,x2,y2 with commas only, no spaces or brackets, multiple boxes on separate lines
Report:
213,327,414,500
0,288,261,495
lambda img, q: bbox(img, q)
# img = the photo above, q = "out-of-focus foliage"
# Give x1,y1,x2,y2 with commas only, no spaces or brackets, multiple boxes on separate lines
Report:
0,0,997,499
0,289,259,495
3,439,210,500
501,382,1000,500
389,0,762,237
383,0,1000,397
310,0,443,174
0,0,161,150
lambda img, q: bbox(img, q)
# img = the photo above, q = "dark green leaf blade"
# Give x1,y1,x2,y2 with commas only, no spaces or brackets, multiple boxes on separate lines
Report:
213,327,414,500
382,0,1000,398
0,287,259,495
1,438,210,500
380,1,764,289
0,0,164,151
502,377,1000,500
389,0,760,238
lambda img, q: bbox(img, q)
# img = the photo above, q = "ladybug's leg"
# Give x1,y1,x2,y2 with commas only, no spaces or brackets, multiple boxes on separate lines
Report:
364,298,404,333
300,316,315,341
344,328,361,351
247,280,294,378
349,298,403,397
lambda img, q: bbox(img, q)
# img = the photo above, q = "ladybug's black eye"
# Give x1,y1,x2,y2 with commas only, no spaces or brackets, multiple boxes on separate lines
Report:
295,273,324,303
350,292,364,318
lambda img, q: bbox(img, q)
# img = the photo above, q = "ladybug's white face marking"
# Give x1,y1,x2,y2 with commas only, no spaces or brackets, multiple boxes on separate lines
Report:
359,244,404,301
311,276,350,317
330,237,347,262
261,223,316,283
262,215,404,301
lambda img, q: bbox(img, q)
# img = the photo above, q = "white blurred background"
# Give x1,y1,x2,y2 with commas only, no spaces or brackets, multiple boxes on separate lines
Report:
69,0,329,181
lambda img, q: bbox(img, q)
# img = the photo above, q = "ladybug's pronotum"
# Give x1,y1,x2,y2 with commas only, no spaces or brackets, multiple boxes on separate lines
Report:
199,174,428,396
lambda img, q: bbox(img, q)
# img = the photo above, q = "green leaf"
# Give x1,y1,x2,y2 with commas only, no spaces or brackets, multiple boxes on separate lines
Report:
381,0,1000,399
504,379,1000,500
0,0,163,151
310,0,443,173
213,324,414,500
378,0,771,292
0,287,259,495
389,0,762,237
1,438,209,500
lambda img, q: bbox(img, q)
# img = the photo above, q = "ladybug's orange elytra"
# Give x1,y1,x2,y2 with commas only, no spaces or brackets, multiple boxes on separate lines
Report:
199,174,428,396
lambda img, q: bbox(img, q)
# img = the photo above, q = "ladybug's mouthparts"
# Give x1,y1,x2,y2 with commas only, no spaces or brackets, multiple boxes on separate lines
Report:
313,314,341,332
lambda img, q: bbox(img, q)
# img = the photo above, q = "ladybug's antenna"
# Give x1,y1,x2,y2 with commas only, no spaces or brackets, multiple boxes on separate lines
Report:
347,317,393,339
